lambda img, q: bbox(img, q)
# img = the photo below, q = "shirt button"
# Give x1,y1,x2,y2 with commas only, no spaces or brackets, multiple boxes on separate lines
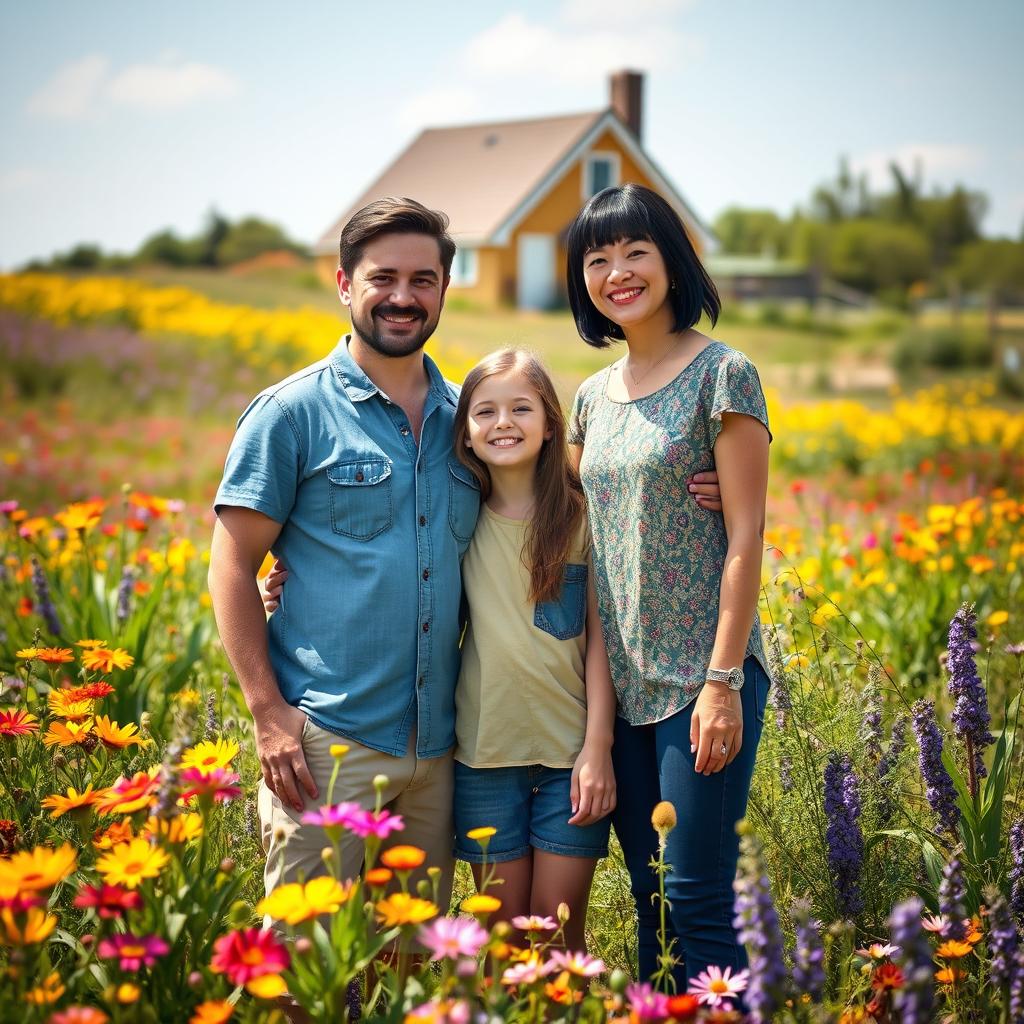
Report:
422,622,430,632
400,426,410,436
422,569,430,581
419,515,427,526
355,471,364,482
417,676,424,688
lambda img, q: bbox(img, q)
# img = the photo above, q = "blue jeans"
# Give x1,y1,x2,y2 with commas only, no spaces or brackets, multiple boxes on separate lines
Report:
611,656,770,990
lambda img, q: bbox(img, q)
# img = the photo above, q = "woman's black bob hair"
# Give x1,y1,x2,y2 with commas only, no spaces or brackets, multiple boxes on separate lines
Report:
565,183,720,348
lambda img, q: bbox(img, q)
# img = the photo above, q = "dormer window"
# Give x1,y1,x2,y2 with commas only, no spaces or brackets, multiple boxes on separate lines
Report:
583,151,621,199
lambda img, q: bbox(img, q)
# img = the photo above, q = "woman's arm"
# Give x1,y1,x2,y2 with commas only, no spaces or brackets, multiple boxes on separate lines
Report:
690,412,770,776
568,569,617,825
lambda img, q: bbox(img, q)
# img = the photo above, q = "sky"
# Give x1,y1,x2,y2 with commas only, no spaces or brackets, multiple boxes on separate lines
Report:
2,0,1022,268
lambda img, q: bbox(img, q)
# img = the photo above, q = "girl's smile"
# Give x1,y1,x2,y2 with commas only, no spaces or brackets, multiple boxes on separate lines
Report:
465,372,551,468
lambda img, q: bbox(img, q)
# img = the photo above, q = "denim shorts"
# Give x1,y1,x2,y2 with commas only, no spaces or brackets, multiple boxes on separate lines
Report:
453,762,611,863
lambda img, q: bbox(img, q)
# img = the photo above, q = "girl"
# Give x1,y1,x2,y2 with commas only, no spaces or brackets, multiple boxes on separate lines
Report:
564,183,773,991
265,349,617,951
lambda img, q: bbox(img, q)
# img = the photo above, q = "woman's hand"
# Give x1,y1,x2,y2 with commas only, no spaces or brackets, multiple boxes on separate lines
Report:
261,559,288,614
691,682,743,775
569,741,616,826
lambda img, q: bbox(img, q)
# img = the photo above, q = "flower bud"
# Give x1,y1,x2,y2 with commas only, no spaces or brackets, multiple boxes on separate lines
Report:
188,971,203,989
295,937,313,955
321,847,335,865
557,902,571,924
373,774,389,791
609,968,629,994
139,712,152,733
80,933,94,948
330,743,350,759
651,800,677,836
492,920,512,940
219,857,235,874
416,879,432,899
228,901,250,927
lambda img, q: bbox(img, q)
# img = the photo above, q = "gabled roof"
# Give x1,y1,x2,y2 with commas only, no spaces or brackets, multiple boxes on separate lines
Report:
315,109,715,255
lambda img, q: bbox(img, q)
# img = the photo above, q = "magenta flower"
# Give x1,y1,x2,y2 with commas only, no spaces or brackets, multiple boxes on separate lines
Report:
546,949,605,977
179,766,241,802
502,956,557,985
418,916,489,961
97,932,170,970
625,982,670,1020
343,807,404,839
301,801,362,828
687,965,749,1007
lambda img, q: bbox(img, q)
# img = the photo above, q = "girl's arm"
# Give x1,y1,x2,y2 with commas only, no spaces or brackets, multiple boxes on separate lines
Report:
569,569,617,825
690,412,770,776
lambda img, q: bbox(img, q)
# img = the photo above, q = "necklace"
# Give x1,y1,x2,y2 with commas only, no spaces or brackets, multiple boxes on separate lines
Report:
623,337,682,387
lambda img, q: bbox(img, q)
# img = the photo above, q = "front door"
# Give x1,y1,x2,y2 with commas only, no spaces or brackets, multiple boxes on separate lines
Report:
516,233,557,310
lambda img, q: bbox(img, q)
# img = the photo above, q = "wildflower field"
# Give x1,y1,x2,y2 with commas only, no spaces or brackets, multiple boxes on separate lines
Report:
1,272,1023,1022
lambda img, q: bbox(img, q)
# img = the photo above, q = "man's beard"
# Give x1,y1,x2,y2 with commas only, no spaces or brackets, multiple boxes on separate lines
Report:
350,303,439,357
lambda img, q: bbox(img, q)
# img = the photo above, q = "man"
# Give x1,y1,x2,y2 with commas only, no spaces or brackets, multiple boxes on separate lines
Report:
208,195,723,910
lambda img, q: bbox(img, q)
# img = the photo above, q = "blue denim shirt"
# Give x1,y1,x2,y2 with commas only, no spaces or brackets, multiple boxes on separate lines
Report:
215,337,480,757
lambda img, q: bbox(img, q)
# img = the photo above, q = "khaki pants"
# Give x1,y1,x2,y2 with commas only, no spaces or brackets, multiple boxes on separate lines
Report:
258,717,455,916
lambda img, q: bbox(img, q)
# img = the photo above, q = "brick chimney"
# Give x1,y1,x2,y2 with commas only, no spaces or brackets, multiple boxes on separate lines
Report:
610,70,644,140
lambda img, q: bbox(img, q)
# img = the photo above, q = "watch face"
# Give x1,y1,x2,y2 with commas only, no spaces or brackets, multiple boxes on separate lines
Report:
728,668,744,688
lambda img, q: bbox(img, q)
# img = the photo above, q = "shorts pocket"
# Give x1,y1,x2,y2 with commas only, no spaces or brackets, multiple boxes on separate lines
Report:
534,563,588,640
328,458,393,540
448,460,481,545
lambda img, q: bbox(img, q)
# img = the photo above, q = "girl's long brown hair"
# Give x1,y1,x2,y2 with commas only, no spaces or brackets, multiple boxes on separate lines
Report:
453,349,585,604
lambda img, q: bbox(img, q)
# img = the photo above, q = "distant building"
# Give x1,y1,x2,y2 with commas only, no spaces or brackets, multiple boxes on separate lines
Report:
314,71,715,309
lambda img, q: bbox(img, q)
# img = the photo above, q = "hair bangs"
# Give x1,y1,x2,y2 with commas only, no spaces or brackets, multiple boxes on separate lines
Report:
575,188,654,257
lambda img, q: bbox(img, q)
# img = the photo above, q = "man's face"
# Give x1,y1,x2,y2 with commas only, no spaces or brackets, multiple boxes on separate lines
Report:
337,233,448,357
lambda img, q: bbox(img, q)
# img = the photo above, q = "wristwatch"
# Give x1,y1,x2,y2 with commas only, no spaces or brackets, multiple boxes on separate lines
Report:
706,666,745,691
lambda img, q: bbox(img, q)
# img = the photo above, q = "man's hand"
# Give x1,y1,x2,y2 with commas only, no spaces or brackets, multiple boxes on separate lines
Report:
688,471,722,512
262,559,288,614
568,741,616,826
254,701,318,813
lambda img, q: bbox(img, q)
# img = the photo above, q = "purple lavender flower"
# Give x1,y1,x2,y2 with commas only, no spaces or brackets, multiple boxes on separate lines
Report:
938,857,967,941
947,603,994,789
779,754,794,794
770,673,792,732
877,715,908,825
345,978,362,1021
116,565,134,623
823,752,864,917
911,699,960,835
733,827,787,1023
1010,817,1024,924
985,890,1020,992
790,898,824,1001
30,556,62,637
888,897,934,1024
860,687,883,762
1011,948,1024,1022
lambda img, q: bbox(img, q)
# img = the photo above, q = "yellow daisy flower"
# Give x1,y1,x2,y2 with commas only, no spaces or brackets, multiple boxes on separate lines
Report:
47,690,95,721
0,842,77,898
2,906,58,944
375,892,439,927
81,647,134,673
179,737,240,775
142,813,203,845
41,784,98,818
43,718,94,747
93,715,147,750
96,837,170,889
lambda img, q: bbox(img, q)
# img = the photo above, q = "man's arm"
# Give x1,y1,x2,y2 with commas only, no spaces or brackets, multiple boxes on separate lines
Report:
208,506,317,812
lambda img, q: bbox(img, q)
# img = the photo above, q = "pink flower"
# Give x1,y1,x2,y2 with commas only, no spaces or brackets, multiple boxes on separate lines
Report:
343,807,404,839
418,916,489,961
211,928,290,986
405,999,470,1023
687,965,749,1007
179,766,242,803
625,982,670,1020
97,933,169,971
502,955,556,986
546,950,605,977
856,942,900,960
511,914,558,932
863,533,879,550
922,914,948,933
301,801,362,828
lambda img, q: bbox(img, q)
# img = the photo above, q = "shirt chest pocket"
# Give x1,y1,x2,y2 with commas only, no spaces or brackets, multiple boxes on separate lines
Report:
327,458,393,540
534,562,588,640
448,460,481,545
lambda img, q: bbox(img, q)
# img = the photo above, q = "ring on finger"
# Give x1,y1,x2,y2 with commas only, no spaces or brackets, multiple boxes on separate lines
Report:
719,741,728,756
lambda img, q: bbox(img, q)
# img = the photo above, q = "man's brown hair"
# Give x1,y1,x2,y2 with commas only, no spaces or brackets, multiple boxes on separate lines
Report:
339,197,457,277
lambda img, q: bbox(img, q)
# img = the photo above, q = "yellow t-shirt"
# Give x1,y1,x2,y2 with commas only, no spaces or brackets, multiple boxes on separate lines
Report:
455,505,590,769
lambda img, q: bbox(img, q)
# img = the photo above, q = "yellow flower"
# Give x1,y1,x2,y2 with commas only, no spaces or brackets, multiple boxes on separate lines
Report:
375,892,439,927
650,801,677,834
43,719,94,747
142,812,203,844
466,826,497,841
179,737,240,775
55,501,104,532
105,982,141,1004
986,610,1009,628
24,970,65,1005
461,894,502,915
330,743,350,758
175,688,201,707
81,647,134,672
47,690,96,721
96,837,170,889
2,907,58,944
75,638,109,649
15,647,40,659
0,842,77,898
258,877,353,924
246,973,288,999
41,784,98,818
93,715,147,750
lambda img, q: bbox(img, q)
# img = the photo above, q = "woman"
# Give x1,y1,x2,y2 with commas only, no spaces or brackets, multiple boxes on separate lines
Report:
565,183,773,991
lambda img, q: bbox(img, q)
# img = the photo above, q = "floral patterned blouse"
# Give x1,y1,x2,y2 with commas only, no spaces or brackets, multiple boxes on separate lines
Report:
568,341,772,725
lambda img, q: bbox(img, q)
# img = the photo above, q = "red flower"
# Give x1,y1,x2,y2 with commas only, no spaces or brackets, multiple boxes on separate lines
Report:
211,928,290,986
74,884,143,919
17,597,33,617
64,681,116,701
666,993,701,1019
0,709,39,738
871,963,905,991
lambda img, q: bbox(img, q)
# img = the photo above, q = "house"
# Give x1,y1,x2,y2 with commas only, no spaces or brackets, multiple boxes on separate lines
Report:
313,71,715,310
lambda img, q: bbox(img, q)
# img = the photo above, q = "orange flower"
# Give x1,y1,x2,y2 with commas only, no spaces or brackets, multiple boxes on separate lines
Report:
381,845,427,871
25,970,65,1004
935,966,966,985
81,647,134,673
189,1002,233,1024
43,719,94,747
94,767,161,815
93,820,134,850
142,813,203,844
35,647,75,665
375,893,439,927
870,963,904,991
365,868,393,887
0,709,39,737
47,690,95,721
544,970,581,1005
0,843,77,898
2,906,58,944
55,501,105,532
936,939,973,959
42,785,98,818
93,715,146,750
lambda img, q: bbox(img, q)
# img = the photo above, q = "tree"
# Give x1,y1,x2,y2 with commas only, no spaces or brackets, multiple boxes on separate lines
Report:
955,239,1024,340
215,217,298,265
198,209,231,267
827,220,931,298
136,229,195,267
712,208,789,256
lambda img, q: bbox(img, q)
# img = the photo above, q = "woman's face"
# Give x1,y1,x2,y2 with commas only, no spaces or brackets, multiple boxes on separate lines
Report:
582,236,671,331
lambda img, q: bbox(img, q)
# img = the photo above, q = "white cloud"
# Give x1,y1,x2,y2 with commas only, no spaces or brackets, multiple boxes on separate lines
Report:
25,54,240,119
850,143,986,188
460,11,702,83
561,0,695,26
26,55,110,118
395,89,484,135
106,60,240,109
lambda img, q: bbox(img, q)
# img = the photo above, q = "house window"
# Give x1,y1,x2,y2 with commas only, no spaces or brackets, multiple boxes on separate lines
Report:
583,152,621,199
450,246,478,287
